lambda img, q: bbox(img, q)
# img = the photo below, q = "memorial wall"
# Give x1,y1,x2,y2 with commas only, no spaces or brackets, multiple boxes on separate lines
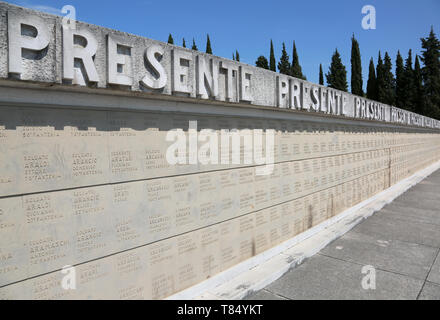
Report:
0,2,440,299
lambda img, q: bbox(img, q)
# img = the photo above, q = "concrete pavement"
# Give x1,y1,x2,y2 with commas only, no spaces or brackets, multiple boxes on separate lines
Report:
246,169,440,300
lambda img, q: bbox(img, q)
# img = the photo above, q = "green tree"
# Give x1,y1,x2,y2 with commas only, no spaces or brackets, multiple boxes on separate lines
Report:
382,52,396,105
255,56,269,69
350,34,363,96
290,41,306,79
206,34,212,54
401,49,416,111
191,38,198,51
167,34,174,44
319,64,324,85
232,52,235,60
235,50,240,62
366,58,377,100
182,38,186,48
395,51,406,109
278,42,291,75
326,48,348,92
376,52,386,103
414,55,424,115
269,40,276,72
420,27,440,119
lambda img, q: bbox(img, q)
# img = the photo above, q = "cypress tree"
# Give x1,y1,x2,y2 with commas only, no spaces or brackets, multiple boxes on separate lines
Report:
374,51,399,107
290,41,306,80
256,56,269,69
232,53,235,60
376,52,386,103
395,51,406,109
326,48,348,92
269,40,276,72
350,34,363,96
382,52,396,106
319,64,324,85
420,27,440,119
366,58,377,100
235,50,240,62
206,34,212,54
182,38,186,48
402,49,416,111
278,42,291,75
191,38,198,51
167,34,174,44
414,55,424,115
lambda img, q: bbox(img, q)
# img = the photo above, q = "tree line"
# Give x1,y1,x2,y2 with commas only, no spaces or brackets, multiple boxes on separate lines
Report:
167,33,241,61
255,28,440,119
167,29,440,119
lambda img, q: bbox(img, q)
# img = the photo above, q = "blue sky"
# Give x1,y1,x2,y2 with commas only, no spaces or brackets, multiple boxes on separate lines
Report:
6,0,440,91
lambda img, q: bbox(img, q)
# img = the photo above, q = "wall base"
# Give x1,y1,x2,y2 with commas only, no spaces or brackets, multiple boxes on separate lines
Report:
167,160,440,300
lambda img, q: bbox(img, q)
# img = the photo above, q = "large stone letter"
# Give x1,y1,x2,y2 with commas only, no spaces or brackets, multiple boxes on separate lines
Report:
334,92,341,115
355,97,361,118
220,61,238,101
327,90,336,114
341,95,348,115
320,87,328,112
290,79,302,109
368,101,375,120
301,82,311,110
172,49,192,94
239,67,253,102
107,35,132,86
197,55,218,99
361,99,367,118
63,26,99,85
277,76,289,108
141,45,167,89
7,12,50,75
310,86,319,111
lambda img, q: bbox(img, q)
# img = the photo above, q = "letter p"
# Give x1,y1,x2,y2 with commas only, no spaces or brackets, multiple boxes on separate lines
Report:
8,11,50,75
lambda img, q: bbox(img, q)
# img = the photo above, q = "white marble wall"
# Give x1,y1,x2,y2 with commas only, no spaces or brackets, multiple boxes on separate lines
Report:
0,101,439,299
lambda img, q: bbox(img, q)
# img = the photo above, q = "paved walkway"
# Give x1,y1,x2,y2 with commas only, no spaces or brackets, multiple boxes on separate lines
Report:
247,169,440,300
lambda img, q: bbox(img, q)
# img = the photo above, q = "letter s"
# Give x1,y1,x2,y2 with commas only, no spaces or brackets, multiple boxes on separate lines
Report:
141,45,167,89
